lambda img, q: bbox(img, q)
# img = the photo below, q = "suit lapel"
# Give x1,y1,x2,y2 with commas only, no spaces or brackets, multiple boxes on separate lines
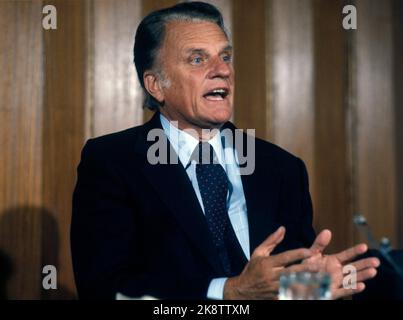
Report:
136,113,224,274
241,167,280,254
228,126,281,255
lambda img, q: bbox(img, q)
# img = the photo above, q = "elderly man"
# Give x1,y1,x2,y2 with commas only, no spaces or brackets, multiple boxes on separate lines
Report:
71,1,379,300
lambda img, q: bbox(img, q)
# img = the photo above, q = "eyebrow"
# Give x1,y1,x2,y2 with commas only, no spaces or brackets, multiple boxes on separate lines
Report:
185,45,233,56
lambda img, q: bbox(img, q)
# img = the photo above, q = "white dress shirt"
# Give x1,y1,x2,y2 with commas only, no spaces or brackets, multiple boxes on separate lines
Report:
160,114,250,299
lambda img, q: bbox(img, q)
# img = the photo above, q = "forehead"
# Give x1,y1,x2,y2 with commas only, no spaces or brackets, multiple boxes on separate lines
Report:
163,21,230,53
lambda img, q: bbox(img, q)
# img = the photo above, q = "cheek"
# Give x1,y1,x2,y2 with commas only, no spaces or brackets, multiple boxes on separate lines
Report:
164,68,206,106
164,75,184,102
183,75,204,102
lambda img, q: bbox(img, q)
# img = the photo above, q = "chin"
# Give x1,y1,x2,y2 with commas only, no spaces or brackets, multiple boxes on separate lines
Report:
204,109,232,127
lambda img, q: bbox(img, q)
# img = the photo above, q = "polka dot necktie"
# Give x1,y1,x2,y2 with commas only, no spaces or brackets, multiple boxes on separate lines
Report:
195,142,234,275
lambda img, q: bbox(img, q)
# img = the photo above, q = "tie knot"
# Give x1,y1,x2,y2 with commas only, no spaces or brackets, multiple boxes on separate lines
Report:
193,142,217,164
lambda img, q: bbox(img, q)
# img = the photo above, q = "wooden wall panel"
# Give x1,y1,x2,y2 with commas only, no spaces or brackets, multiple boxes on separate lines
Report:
394,0,403,249
89,0,143,138
233,0,268,139
270,0,314,172
42,0,87,298
204,0,233,38
269,0,316,215
143,0,178,13
0,0,44,300
355,0,397,246
312,0,352,251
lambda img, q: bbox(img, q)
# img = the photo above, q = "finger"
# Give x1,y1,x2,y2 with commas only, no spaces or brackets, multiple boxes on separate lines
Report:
334,243,368,264
310,229,332,254
333,269,377,299
270,248,313,267
252,226,286,257
332,282,366,300
283,262,321,274
355,268,377,282
349,257,380,272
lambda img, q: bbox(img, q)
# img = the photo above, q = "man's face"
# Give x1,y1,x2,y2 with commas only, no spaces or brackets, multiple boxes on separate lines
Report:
152,21,234,131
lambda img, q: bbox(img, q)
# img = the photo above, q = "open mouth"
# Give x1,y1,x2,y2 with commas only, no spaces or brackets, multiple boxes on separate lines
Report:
203,88,229,101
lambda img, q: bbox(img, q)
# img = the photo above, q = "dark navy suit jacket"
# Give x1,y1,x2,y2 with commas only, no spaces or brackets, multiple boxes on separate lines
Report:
71,112,316,299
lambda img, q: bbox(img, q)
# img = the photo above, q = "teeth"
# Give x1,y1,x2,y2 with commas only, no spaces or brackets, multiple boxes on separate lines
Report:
213,89,226,94
204,88,228,101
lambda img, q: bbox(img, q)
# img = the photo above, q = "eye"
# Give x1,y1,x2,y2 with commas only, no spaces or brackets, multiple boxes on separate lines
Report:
222,54,232,63
191,56,203,65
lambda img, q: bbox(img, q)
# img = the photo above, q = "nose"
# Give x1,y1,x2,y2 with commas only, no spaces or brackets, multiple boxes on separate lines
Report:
207,57,232,79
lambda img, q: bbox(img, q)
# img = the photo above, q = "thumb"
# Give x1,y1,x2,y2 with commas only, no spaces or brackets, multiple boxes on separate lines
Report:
310,229,332,254
252,226,285,258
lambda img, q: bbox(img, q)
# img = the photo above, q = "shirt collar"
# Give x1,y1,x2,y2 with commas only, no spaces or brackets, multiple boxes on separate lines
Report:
160,113,225,168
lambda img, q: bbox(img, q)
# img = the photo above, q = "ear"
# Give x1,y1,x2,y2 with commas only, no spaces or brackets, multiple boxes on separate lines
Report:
143,71,164,104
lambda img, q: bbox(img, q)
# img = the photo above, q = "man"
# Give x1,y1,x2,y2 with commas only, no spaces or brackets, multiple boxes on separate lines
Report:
71,2,379,300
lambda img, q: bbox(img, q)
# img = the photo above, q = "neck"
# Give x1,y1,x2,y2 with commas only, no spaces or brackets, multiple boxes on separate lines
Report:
159,110,222,141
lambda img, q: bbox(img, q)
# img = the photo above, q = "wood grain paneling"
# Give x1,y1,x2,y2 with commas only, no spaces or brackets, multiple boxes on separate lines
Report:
89,0,143,138
0,0,44,299
143,0,178,14
270,0,314,165
269,0,316,210
312,0,352,252
204,0,233,38
355,0,397,246
394,0,403,249
233,0,268,139
42,0,87,298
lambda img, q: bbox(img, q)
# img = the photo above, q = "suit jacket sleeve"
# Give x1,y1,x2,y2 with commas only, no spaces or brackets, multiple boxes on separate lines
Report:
71,140,211,299
298,158,316,247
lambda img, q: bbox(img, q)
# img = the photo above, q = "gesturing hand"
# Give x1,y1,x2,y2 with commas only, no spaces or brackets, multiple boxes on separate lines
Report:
224,227,316,299
303,229,380,299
